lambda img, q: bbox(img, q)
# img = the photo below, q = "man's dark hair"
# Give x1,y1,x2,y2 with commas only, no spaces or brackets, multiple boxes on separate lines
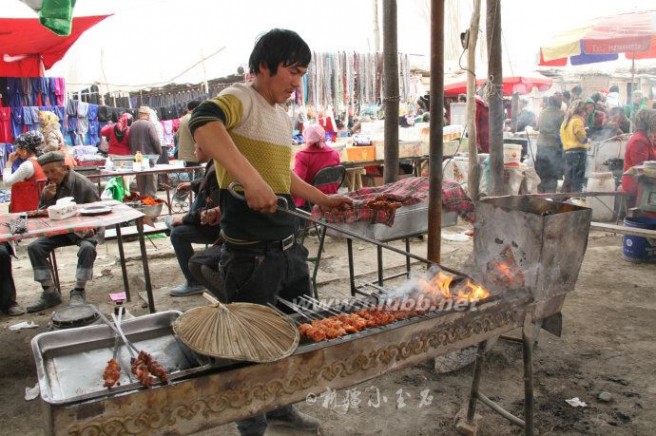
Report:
248,28,311,76
571,85,583,96
548,96,561,108
562,90,571,100
609,85,619,93
590,92,603,104
187,100,201,111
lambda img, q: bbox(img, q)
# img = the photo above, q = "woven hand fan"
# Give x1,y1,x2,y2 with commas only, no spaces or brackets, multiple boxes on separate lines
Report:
173,293,299,363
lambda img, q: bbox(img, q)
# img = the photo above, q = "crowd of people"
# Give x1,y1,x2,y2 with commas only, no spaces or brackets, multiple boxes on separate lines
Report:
523,86,655,197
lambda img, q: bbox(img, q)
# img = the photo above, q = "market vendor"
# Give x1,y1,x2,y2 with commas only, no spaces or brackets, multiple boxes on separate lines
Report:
38,110,76,167
3,131,46,212
621,109,656,207
190,28,352,436
101,112,133,155
26,151,101,313
292,123,341,208
560,100,589,193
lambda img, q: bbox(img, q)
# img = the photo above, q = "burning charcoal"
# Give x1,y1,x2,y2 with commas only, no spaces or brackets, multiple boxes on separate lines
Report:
486,245,525,290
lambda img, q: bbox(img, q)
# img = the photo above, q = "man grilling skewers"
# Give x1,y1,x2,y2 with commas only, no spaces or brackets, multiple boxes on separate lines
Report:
190,28,352,436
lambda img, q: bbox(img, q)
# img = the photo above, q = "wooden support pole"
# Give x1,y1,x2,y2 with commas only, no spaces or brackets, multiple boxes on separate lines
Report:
427,0,445,263
486,0,504,196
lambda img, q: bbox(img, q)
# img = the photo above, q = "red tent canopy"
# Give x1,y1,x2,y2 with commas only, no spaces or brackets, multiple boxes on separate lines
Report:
444,75,553,98
0,15,108,77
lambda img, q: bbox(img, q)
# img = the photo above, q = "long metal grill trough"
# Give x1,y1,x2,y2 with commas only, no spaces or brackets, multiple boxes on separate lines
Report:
32,197,591,436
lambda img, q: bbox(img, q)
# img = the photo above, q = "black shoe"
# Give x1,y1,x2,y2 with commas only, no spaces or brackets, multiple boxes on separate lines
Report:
3,304,25,316
27,292,62,313
69,289,87,306
267,407,321,432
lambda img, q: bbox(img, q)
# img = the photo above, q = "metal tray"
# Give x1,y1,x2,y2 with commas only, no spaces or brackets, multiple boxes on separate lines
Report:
327,203,458,242
31,310,211,405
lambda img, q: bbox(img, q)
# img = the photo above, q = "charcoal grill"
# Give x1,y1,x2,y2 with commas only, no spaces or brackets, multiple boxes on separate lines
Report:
34,288,532,436
31,196,590,436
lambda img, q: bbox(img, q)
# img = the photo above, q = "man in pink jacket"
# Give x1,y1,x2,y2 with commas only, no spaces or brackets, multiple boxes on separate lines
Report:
292,124,341,208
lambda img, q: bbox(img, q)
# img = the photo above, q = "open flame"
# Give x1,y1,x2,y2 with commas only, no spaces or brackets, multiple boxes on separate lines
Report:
486,245,526,290
417,271,490,303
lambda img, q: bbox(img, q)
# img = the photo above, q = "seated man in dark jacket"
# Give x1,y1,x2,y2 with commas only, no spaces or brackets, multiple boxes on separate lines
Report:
26,151,101,312
168,143,221,296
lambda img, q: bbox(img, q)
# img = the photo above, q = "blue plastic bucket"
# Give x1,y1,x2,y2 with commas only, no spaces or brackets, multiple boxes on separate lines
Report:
623,217,656,263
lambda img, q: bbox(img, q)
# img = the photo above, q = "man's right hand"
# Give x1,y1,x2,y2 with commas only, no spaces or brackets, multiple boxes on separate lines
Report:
43,183,57,200
243,180,278,213
176,181,191,193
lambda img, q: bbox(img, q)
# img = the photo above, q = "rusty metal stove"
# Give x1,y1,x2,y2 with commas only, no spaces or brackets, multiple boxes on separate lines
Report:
458,195,591,435
32,196,591,436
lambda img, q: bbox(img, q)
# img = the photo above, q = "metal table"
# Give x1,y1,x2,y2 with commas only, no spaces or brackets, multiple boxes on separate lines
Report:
0,200,157,313
337,208,459,295
86,164,204,214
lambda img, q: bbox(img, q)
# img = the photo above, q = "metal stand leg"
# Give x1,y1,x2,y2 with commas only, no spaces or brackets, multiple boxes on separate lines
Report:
347,238,356,296
405,238,411,277
311,226,328,299
136,217,156,313
522,325,537,436
115,224,131,302
466,340,487,424
459,322,538,435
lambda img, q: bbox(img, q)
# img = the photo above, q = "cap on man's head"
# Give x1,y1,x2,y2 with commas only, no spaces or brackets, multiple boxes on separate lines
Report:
37,151,66,166
138,106,151,114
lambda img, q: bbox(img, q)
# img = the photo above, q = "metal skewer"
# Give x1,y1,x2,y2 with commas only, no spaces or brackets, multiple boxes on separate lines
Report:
111,312,137,359
299,295,341,316
275,297,320,321
91,305,140,356
226,181,472,281
266,303,301,326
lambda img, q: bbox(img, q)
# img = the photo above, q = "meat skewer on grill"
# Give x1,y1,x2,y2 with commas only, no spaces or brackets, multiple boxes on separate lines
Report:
102,359,121,388
92,306,169,389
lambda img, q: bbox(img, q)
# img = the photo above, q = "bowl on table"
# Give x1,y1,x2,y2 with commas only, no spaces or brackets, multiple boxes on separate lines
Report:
142,203,163,218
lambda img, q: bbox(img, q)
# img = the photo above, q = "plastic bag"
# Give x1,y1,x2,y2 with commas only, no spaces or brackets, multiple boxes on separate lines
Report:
101,177,125,201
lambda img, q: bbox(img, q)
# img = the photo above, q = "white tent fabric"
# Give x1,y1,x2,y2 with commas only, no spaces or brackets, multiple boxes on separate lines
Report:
5,0,654,93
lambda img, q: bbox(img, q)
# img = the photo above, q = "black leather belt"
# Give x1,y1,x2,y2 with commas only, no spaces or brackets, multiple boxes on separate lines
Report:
226,234,296,252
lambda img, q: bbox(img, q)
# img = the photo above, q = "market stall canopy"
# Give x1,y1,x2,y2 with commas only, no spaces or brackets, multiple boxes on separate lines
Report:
538,10,656,66
0,15,108,76
444,75,553,98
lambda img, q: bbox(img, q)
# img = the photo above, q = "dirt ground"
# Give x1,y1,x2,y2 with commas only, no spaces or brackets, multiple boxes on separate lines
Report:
0,208,654,436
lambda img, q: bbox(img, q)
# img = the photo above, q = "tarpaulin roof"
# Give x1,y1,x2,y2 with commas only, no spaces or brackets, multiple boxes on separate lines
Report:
0,14,108,76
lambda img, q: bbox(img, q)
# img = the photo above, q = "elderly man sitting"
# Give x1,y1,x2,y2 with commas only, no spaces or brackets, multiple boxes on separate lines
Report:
26,151,101,313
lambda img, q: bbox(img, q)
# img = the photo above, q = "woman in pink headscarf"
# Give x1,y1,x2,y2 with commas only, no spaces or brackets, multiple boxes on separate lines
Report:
101,113,133,155
293,124,341,208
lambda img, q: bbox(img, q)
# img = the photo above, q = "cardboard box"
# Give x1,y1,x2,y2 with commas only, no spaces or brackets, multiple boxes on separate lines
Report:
345,146,376,162
372,140,426,159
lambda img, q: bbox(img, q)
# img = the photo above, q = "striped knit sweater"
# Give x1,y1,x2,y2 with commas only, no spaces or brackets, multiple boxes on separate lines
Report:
190,83,296,241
